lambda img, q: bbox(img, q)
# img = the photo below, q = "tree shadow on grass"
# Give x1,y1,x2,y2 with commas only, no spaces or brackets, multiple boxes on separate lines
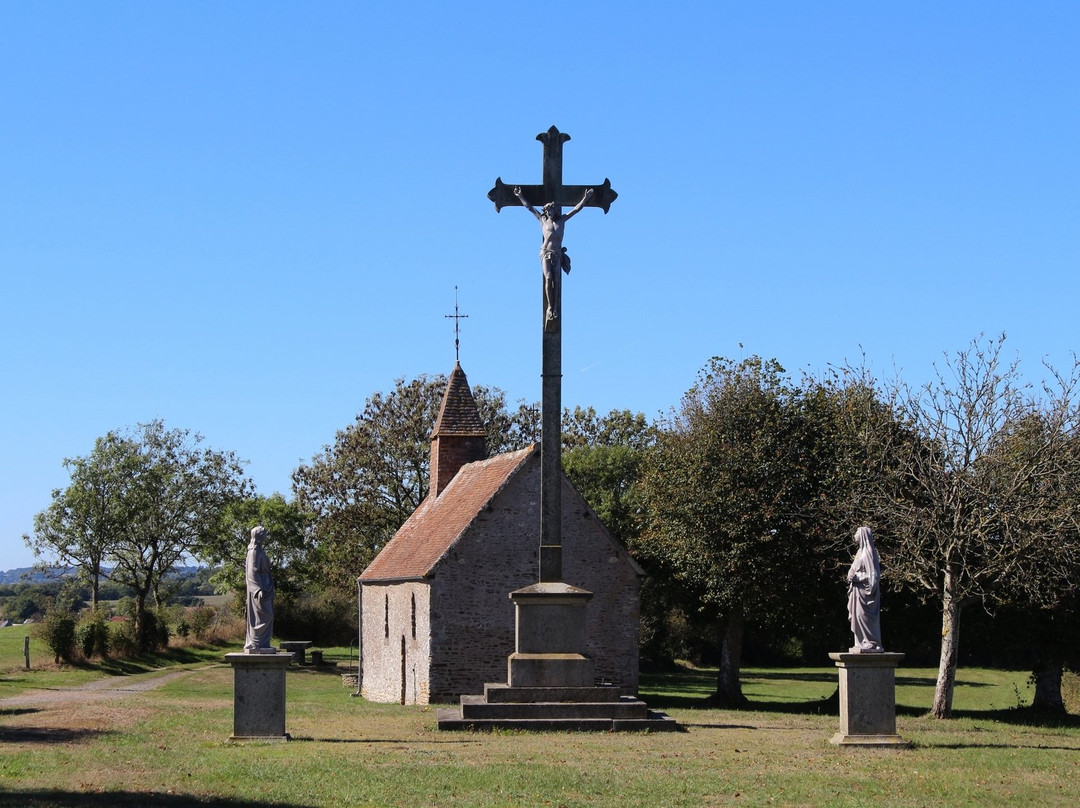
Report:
743,671,836,684
0,792,316,808
678,721,758,730
675,696,1080,730
288,735,477,744
949,706,1080,729
0,707,40,718
918,741,1080,751
646,688,929,718
0,726,113,744
92,647,209,676
288,665,350,678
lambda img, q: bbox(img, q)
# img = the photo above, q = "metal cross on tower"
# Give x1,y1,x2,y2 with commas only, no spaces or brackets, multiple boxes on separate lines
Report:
488,126,617,583
445,286,468,362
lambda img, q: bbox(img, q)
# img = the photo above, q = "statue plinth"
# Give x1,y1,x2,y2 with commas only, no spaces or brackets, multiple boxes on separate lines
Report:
225,652,293,742
828,651,909,747
508,582,594,687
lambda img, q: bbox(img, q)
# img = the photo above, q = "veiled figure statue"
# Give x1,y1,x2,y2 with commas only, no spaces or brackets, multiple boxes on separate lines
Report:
244,525,275,653
846,526,884,653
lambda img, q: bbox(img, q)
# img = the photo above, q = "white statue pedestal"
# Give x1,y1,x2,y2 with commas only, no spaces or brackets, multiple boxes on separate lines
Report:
225,651,292,742
828,652,909,747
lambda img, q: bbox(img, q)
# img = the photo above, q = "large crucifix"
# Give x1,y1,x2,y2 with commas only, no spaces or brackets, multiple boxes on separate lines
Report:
488,126,617,583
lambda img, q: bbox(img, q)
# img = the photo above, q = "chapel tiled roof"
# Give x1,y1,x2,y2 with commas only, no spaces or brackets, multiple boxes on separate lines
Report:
359,445,537,582
431,361,487,437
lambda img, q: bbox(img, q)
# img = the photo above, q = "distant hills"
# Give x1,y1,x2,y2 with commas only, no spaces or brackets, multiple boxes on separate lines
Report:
0,566,206,586
0,567,76,585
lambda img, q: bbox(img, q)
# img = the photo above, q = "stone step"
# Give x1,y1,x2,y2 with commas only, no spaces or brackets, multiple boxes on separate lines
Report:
483,683,623,703
460,694,649,720
436,707,682,733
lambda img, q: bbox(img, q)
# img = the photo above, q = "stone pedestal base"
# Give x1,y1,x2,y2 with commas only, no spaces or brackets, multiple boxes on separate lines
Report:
508,652,594,688
225,652,292,742
828,651,909,747
437,580,680,732
508,582,595,687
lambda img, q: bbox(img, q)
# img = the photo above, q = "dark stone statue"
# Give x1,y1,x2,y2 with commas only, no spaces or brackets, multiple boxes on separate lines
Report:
514,185,593,325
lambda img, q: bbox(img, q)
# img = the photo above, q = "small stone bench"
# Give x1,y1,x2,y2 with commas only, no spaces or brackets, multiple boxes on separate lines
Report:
279,641,313,665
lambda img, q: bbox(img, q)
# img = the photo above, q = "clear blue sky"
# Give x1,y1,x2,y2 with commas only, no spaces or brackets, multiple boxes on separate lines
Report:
3,2,1078,570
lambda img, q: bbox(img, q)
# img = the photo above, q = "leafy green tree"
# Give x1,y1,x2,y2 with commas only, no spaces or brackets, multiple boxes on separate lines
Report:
0,585,49,622
292,374,536,592
561,407,656,549
24,435,136,609
563,406,656,451
638,357,845,703
199,493,311,601
32,421,249,651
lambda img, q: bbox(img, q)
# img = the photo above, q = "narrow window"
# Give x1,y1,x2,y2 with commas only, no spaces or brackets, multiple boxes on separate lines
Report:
384,593,389,639
410,592,417,639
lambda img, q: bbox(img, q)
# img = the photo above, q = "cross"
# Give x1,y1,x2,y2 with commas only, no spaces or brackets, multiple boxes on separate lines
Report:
488,125,617,215
488,126,617,584
444,286,468,362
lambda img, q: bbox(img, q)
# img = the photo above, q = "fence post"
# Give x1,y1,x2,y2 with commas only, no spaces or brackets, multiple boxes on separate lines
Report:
24,635,30,670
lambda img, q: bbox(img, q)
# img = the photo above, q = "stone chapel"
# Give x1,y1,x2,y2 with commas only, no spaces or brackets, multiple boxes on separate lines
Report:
358,362,643,704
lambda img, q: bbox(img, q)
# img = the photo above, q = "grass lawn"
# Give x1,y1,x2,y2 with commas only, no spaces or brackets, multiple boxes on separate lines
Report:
3,630,1079,807
0,625,238,699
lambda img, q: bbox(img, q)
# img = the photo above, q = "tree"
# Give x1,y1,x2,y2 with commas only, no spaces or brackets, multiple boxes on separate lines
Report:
638,357,845,703
292,374,537,592
32,421,249,650
843,335,1080,717
25,435,136,609
198,493,312,601
561,407,656,548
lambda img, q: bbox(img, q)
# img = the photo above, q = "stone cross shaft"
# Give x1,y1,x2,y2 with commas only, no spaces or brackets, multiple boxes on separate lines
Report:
488,126,616,583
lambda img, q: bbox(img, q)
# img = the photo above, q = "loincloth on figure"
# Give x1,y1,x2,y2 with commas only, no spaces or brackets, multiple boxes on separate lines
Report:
539,247,572,274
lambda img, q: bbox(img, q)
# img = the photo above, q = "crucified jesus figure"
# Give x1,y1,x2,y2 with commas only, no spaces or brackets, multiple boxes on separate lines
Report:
514,186,594,325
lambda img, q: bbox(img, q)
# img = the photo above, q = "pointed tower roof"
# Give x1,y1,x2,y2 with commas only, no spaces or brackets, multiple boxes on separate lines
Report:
431,362,487,438
429,362,488,498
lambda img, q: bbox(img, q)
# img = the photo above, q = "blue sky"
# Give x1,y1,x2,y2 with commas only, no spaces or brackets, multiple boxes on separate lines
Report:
3,2,1078,570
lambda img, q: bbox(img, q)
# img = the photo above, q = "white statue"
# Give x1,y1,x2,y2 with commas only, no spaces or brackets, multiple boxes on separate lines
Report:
846,526,883,653
244,525,275,653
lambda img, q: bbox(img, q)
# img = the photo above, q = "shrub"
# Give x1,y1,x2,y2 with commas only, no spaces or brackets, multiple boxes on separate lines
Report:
274,590,358,646
75,609,110,659
39,609,77,663
207,607,245,644
109,620,138,657
116,597,136,620
189,605,216,640
138,609,171,652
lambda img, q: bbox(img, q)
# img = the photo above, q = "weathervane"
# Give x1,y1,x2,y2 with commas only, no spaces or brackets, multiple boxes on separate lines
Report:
445,286,468,362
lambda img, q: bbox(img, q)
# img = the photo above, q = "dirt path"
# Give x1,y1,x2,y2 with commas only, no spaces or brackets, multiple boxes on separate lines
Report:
0,667,208,709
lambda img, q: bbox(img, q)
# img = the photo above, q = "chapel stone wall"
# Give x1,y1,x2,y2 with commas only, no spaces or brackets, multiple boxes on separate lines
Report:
427,457,641,702
360,581,431,704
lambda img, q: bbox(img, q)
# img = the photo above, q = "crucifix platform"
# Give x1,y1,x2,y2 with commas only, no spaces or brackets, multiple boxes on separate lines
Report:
438,125,675,733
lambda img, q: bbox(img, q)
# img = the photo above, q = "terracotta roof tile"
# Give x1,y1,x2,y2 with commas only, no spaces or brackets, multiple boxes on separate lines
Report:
359,445,536,581
431,362,486,437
